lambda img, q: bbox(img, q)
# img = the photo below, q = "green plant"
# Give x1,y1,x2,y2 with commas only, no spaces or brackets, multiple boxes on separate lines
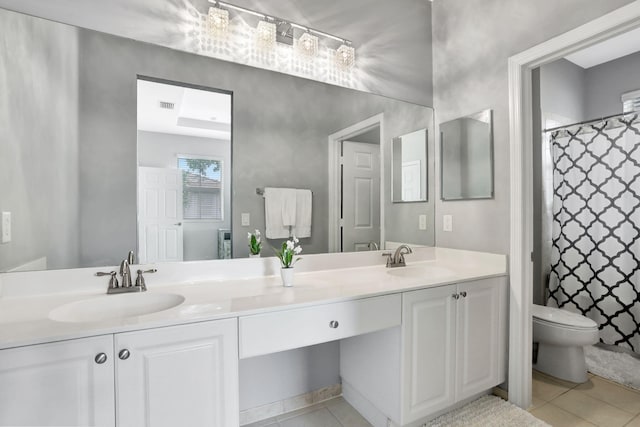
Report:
248,230,262,255
275,237,302,268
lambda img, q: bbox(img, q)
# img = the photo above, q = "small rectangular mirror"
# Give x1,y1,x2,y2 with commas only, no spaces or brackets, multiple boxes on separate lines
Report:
440,109,494,200
392,128,428,203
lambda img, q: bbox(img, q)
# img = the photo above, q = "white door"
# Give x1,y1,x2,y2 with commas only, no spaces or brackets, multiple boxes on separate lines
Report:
455,277,507,401
0,335,115,427
138,167,184,263
402,160,422,201
402,285,457,423
342,141,380,252
115,319,239,427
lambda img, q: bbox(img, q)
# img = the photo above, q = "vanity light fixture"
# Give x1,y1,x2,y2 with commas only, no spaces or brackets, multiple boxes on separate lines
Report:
256,18,277,49
207,0,355,67
297,30,319,58
207,2,229,36
336,41,355,70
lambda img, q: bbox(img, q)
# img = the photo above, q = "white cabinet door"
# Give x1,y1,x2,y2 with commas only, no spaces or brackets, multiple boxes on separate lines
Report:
455,278,507,400
0,335,115,427
402,284,457,423
115,318,238,427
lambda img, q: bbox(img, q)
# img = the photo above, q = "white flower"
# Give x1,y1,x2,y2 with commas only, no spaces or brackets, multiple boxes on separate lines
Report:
286,240,295,251
294,246,302,255
293,236,299,244
255,229,261,237
247,232,252,239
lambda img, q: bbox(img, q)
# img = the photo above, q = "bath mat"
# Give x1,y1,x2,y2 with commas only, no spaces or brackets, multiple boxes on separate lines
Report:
425,395,550,426
585,345,640,390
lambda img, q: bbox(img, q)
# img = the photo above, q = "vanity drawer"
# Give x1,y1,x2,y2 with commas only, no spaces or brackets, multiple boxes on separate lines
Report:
239,294,401,359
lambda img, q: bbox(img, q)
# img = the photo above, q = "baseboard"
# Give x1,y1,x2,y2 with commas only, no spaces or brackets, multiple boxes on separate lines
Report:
342,380,391,427
239,383,342,425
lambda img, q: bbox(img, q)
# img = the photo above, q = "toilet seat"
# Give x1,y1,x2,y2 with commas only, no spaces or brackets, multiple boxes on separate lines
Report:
532,304,598,330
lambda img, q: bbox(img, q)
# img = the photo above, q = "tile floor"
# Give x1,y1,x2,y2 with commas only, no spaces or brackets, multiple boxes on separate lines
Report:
244,397,372,427
246,371,640,427
530,370,640,426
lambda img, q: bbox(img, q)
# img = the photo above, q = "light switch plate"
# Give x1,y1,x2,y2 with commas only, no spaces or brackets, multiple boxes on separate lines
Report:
241,213,250,226
418,214,427,230
1,212,11,243
443,214,453,232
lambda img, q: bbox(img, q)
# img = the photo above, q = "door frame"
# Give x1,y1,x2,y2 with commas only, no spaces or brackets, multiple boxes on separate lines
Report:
507,1,640,408
328,114,385,252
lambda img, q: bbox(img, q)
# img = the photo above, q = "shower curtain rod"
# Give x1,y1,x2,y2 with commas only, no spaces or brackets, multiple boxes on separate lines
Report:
543,111,639,133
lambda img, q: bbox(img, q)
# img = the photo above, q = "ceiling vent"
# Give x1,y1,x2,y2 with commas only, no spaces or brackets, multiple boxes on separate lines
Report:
159,101,175,110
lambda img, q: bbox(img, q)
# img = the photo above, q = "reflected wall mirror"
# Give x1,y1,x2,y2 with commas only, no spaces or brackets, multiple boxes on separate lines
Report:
440,109,494,201
0,6,435,273
391,128,428,203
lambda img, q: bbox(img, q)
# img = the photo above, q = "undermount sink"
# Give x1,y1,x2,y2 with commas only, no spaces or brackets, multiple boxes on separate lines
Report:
49,292,185,323
386,265,455,279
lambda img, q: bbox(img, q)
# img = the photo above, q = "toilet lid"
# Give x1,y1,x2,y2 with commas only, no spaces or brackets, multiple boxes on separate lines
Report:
532,304,598,329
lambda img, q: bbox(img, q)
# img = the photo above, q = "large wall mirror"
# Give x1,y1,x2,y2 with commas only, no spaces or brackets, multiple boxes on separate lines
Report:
440,109,494,201
0,7,435,272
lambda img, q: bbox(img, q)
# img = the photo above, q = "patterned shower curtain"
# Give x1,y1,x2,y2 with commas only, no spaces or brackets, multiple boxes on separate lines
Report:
548,114,640,353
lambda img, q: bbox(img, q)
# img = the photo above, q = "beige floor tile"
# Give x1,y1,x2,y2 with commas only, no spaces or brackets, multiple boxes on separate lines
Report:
575,376,640,415
552,389,635,427
626,414,640,427
276,402,327,422
325,397,372,427
531,403,597,427
279,408,342,427
533,370,575,401
243,418,279,427
529,396,548,411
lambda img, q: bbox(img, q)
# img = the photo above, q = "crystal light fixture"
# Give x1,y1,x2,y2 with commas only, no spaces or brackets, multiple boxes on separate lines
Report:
336,41,355,70
207,4,229,37
256,19,276,49
297,31,319,58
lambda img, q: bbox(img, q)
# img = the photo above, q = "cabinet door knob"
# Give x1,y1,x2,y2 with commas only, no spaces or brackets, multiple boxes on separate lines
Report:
95,353,108,364
452,293,460,300
460,291,467,298
118,349,131,360
329,320,339,329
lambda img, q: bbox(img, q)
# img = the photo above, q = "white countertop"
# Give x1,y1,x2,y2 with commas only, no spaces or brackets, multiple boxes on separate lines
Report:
0,247,507,350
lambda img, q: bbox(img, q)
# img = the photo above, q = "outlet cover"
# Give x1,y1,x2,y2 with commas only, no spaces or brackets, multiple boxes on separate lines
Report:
1,212,11,243
443,214,453,232
418,214,427,230
241,213,250,226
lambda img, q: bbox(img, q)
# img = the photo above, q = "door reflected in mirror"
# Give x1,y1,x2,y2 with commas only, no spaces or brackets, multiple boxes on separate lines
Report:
137,78,232,263
440,109,494,201
391,129,428,203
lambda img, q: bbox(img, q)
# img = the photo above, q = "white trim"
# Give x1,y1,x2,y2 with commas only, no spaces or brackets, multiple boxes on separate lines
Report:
508,1,640,409
327,114,385,252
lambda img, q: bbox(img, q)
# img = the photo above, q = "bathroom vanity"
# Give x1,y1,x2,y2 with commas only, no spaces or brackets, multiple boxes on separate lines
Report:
0,247,506,427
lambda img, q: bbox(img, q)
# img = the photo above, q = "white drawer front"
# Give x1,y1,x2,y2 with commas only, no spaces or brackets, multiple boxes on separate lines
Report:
239,294,401,359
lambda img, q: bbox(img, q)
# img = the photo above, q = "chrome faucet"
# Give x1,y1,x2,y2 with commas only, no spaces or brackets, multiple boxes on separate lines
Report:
368,241,379,251
382,244,413,268
96,250,156,294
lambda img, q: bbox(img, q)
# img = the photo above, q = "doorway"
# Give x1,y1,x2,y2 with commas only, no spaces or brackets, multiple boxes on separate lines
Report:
328,114,385,253
508,2,640,408
136,77,232,263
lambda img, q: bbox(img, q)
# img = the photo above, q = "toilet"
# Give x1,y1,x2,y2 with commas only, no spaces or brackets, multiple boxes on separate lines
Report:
532,304,599,383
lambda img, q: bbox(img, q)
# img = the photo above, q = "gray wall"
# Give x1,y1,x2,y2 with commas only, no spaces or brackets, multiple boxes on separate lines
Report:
0,0,434,106
138,131,232,261
540,58,586,123
0,10,79,271
585,51,640,119
432,0,634,254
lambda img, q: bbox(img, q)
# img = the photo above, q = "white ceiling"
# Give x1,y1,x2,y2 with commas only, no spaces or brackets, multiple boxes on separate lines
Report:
565,26,640,69
137,79,231,140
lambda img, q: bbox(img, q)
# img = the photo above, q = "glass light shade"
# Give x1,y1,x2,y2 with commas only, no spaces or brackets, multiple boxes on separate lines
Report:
256,20,276,49
297,32,318,57
207,6,229,37
336,43,355,69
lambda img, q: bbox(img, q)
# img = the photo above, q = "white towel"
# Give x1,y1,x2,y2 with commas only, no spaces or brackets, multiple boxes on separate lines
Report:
281,189,297,227
264,187,297,239
294,189,312,238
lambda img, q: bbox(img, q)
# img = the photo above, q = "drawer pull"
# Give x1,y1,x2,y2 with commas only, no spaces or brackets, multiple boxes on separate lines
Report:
118,349,131,360
329,320,339,329
460,291,467,298
452,293,460,300
94,353,107,364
